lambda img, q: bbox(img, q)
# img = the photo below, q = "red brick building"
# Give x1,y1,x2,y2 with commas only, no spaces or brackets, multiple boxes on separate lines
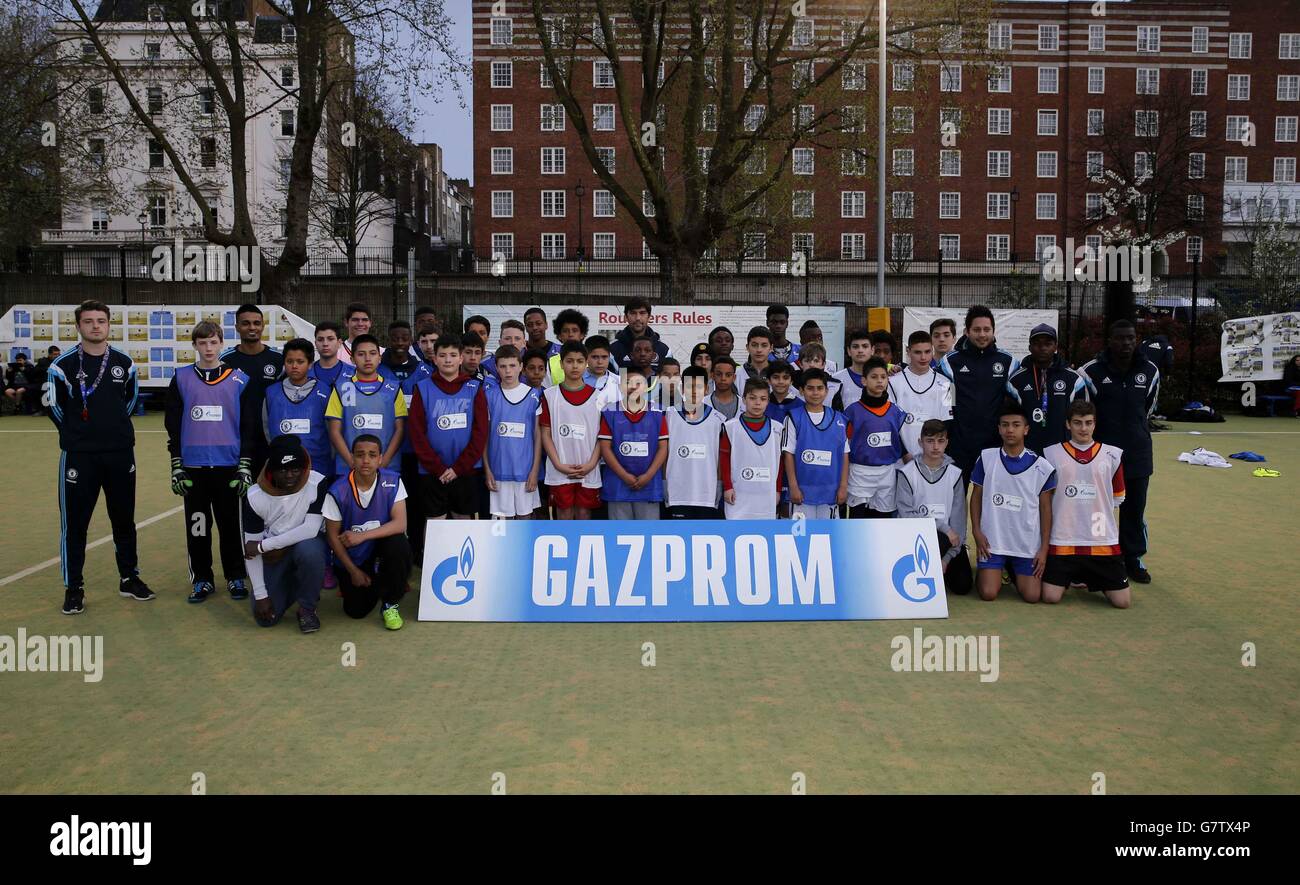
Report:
472,1,1299,275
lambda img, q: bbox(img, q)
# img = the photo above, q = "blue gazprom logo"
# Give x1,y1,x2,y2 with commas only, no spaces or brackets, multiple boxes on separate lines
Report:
891,535,937,603
430,537,476,605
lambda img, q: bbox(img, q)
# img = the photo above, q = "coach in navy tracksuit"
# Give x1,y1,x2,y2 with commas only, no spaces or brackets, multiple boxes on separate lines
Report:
1007,323,1088,456
1079,320,1161,584
46,300,154,615
935,305,1018,477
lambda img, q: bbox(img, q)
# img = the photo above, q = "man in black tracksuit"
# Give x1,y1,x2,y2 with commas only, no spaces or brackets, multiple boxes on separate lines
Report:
609,297,672,370
46,300,153,614
1079,320,1161,584
1007,323,1088,455
935,306,1018,477
220,304,283,477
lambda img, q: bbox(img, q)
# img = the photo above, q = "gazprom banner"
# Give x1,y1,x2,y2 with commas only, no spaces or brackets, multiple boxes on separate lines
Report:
418,520,949,623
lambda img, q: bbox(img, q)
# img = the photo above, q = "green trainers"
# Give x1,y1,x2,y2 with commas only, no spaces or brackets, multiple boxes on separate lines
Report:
381,604,403,631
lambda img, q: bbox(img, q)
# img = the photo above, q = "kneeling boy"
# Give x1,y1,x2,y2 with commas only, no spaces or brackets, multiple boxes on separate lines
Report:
895,419,971,595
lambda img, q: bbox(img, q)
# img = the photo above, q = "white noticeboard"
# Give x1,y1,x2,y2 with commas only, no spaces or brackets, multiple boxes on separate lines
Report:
1219,311,1300,382
463,304,846,364
0,304,316,387
902,308,1059,361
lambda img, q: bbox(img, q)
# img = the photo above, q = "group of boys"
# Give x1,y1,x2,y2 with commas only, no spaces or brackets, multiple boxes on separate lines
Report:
52,296,1157,632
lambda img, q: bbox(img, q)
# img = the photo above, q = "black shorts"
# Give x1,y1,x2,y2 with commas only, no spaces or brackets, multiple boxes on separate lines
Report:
421,472,481,518
1042,555,1129,593
666,505,722,519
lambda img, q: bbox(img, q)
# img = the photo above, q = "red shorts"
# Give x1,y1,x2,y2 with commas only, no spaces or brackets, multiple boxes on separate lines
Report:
548,482,601,510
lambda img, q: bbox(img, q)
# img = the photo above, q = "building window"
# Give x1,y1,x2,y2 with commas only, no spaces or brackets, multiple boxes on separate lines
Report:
1192,69,1208,96
280,109,295,136
147,138,164,169
794,105,815,130
891,234,913,261
592,233,616,260
1087,109,1105,136
744,233,766,259
1282,34,1300,59
541,147,565,175
940,62,961,92
792,17,814,47
940,235,961,261
1228,74,1250,101
1089,24,1105,51
492,233,514,259
1192,26,1208,54
1229,32,1252,59
987,192,1010,219
1086,194,1103,220
1277,157,1298,183
939,192,961,219
745,151,766,175
1225,157,1247,182
145,42,161,60
594,103,615,131
198,87,215,115
147,86,163,115
1038,109,1058,136
791,191,814,218
793,61,814,91
593,190,614,217
940,150,961,176
642,190,655,217
892,191,914,219
987,64,1011,93
841,233,866,260
890,106,913,133
1035,235,1057,261
1279,75,1300,101
594,60,614,88
987,150,1010,177
491,191,514,218
988,22,1011,51
841,149,867,176
149,195,166,227
595,147,615,173
1137,68,1160,95
1037,151,1057,177
892,149,914,177
841,191,866,218
1086,151,1103,178
1039,25,1059,51
986,235,1009,261
541,190,566,217
491,61,512,88
88,87,104,115
91,207,110,232
539,62,553,89
1189,153,1206,179
1038,67,1058,94
1187,195,1205,221
793,148,814,176
1036,193,1057,220
893,62,914,91
697,147,711,172
490,17,512,46
540,104,565,131
745,105,766,131
1136,110,1159,137
988,108,1011,135
281,66,294,87
792,233,814,260
1137,26,1161,53
1134,152,1154,180
1186,236,1203,263
88,138,105,168
1276,116,1298,142
1227,115,1251,142
842,63,866,90
490,147,513,175
700,104,717,132
200,137,216,168
840,105,865,133
541,233,565,259
282,23,295,44
490,104,512,131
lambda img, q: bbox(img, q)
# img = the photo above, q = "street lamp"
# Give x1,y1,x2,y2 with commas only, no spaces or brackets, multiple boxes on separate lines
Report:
574,178,585,260
137,210,148,242
876,0,887,307
1010,186,1020,263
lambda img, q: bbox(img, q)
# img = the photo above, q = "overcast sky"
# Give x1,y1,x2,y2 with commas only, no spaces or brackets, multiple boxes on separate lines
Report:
412,0,474,183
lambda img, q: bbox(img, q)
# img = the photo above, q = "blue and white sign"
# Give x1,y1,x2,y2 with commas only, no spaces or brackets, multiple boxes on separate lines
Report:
419,520,950,622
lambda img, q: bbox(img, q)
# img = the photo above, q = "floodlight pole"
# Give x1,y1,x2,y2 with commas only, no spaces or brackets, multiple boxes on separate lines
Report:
876,0,887,308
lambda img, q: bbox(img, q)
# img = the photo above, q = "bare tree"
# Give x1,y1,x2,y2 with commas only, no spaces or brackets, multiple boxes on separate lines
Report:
43,0,463,302
529,0,996,298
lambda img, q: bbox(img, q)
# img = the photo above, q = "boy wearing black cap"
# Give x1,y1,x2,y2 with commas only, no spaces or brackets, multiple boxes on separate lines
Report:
1007,324,1087,456
242,435,330,632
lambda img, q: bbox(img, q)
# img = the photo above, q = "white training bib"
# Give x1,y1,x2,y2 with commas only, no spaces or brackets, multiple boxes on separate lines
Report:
1043,442,1124,548
543,386,603,488
665,407,725,508
724,416,783,519
977,447,1057,558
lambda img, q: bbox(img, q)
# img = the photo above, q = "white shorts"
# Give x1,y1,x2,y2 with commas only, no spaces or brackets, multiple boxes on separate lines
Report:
490,480,540,518
792,503,837,520
847,462,899,510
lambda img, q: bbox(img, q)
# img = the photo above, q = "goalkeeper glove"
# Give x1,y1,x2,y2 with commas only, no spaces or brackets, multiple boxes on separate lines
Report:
170,458,192,496
230,458,253,497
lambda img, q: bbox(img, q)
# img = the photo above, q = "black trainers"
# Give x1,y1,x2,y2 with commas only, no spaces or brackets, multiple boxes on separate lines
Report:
227,578,250,600
298,608,321,634
119,576,156,601
62,587,85,615
1128,564,1152,585
188,580,216,603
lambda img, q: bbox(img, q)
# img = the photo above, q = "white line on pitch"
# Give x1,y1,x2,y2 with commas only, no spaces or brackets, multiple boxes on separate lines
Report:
0,505,183,588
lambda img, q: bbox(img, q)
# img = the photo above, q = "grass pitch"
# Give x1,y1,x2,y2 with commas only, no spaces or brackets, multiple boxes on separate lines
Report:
0,412,1296,794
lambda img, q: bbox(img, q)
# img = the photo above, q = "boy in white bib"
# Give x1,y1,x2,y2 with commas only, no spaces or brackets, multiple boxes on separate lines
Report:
722,378,784,519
